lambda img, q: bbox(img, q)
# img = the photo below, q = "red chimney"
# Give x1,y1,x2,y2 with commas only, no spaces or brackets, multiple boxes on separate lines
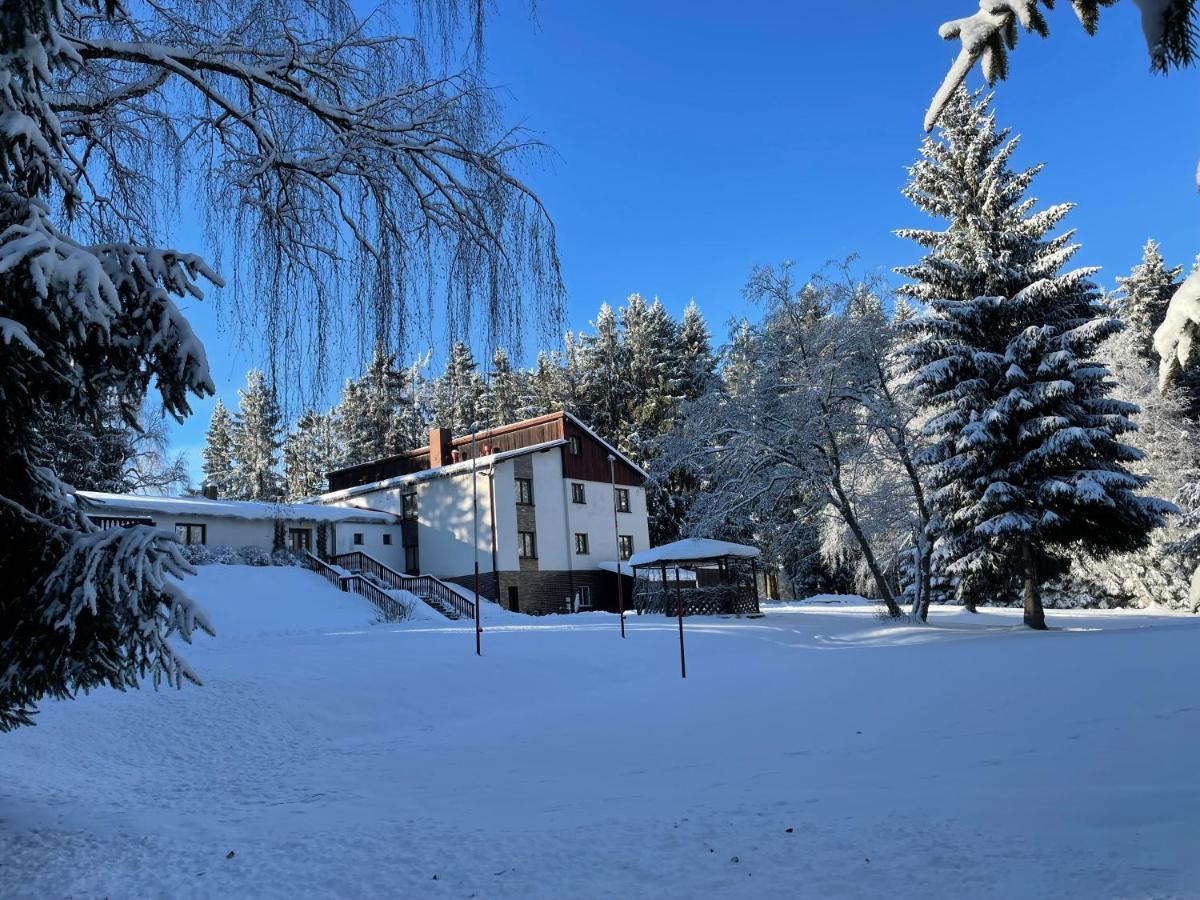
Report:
429,427,454,468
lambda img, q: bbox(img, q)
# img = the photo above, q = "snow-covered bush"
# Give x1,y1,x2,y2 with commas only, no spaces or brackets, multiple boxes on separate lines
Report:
180,544,215,567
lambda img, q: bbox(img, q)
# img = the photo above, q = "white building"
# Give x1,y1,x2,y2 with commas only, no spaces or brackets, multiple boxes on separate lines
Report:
79,492,400,557
317,411,651,614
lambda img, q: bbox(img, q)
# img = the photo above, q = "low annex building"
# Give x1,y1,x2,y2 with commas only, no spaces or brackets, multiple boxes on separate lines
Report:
79,492,400,557
317,411,651,615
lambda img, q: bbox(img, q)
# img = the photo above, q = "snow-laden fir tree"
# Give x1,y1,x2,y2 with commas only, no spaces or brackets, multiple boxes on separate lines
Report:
579,304,630,441
431,341,487,434
485,348,526,428
229,370,284,501
1045,305,1200,610
283,410,339,501
0,1,216,730
201,400,238,498
677,300,718,401
897,88,1171,628
40,398,190,496
1116,240,1183,362
521,349,569,419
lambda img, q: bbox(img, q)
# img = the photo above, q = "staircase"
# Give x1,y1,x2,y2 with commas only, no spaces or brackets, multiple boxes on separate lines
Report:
305,550,483,622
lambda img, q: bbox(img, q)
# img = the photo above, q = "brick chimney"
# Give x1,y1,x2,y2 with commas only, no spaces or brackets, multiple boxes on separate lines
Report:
429,427,454,468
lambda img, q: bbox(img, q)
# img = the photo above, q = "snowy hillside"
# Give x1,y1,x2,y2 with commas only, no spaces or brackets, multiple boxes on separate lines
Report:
2,567,1199,898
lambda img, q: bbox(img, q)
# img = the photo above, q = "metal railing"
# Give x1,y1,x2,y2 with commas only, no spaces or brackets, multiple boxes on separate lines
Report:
341,573,410,621
330,551,477,621
302,551,344,589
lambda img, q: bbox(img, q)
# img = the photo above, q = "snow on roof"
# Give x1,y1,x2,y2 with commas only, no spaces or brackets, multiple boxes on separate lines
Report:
316,439,569,502
78,491,399,524
597,561,696,580
628,538,760,567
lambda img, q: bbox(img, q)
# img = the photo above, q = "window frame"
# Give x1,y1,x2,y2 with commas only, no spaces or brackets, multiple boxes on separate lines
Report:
382,533,392,546
577,585,593,608
287,527,311,552
618,534,634,561
574,532,589,555
401,492,419,520
518,530,537,559
353,532,364,546
175,522,206,545
567,435,581,456
515,477,534,506
570,482,586,504
614,488,631,513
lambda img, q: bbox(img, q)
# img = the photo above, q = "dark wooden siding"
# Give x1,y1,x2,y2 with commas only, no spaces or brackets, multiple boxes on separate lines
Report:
560,418,643,486
326,411,643,492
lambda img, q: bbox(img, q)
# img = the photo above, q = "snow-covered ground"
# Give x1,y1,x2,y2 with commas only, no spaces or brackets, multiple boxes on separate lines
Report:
2,565,1199,898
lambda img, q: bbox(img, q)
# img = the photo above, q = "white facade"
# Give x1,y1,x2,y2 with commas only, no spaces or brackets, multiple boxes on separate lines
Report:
79,492,400,554
319,443,651,595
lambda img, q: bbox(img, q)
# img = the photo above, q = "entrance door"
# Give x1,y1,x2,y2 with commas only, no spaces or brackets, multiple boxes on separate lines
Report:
288,528,312,552
508,586,520,613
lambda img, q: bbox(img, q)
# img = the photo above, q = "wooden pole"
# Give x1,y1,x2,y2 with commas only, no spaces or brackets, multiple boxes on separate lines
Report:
750,559,759,614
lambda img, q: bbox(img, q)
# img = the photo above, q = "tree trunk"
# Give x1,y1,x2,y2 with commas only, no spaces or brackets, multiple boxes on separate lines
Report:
835,494,901,617
917,527,933,623
1022,542,1047,630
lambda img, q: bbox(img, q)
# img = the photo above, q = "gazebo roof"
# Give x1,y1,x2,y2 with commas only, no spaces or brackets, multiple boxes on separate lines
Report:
627,538,760,569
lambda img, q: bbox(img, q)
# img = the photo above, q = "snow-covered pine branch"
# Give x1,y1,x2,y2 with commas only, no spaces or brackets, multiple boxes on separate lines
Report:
924,1,1197,133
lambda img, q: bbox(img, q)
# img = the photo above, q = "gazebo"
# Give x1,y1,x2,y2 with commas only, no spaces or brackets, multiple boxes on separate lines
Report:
628,539,762,618
627,539,762,679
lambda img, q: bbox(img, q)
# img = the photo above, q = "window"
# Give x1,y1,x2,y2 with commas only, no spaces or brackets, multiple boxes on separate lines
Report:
571,482,586,504
567,435,581,455
615,488,631,513
287,528,311,552
404,544,419,574
577,585,593,608
574,533,589,555
619,534,634,561
175,523,206,545
353,532,364,545
518,530,537,559
516,477,534,505
402,492,418,520
383,533,392,546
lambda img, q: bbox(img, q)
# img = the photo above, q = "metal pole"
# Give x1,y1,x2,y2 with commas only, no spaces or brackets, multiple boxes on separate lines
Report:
473,429,481,656
608,454,625,638
675,564,686,679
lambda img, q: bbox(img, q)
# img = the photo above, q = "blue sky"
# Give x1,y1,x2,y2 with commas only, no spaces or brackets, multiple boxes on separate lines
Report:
167,1,1198,479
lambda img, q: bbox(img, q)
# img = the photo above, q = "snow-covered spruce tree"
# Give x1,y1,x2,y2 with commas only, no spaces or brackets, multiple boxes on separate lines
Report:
39,397,190,496
897,89,1171,628
283,409,338,501
484,348,526,428
1045,309,1200,609
0,2,216,730
431,341,487,434
579,304,631,441
201,400,238,498
922,1,1199,392
1117,240,1184,361
229,370,284,501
